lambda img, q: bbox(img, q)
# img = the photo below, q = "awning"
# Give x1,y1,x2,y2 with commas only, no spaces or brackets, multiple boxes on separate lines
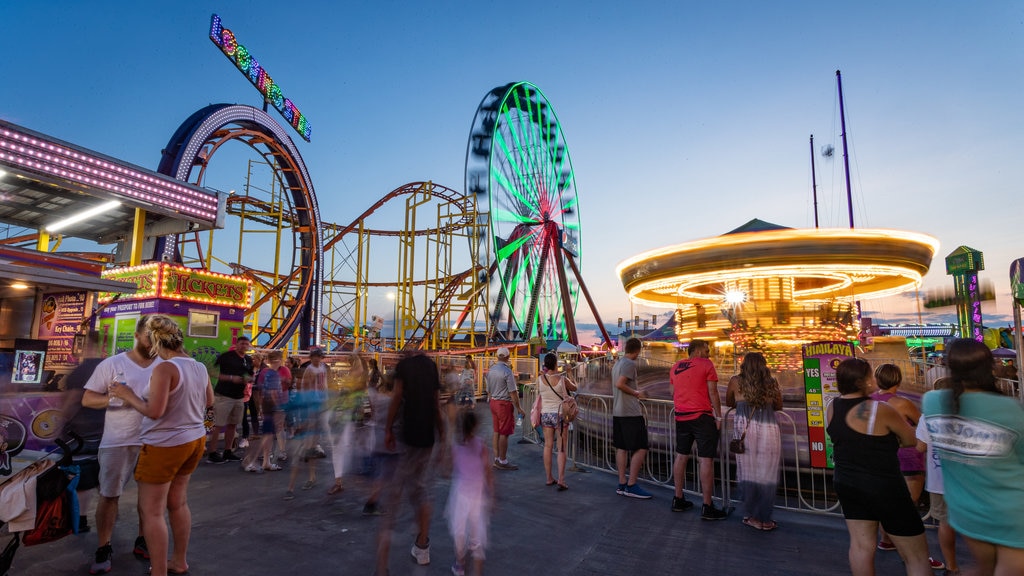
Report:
0,262,136,296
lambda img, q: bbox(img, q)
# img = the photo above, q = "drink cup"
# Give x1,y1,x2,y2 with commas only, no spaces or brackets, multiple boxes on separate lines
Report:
108,372,126,407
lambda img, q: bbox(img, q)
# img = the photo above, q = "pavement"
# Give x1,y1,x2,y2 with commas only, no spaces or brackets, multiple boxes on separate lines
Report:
7,405,960,576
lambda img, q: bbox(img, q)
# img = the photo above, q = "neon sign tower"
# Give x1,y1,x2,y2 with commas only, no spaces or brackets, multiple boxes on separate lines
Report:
945,246,985,342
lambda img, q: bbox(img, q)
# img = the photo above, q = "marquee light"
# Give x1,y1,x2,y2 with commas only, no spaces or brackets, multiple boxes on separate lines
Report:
101,262,252,307
0,124,219,223
209,14,312,142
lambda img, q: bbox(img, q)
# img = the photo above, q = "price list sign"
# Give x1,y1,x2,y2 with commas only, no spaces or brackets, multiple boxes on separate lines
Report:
802,341,853,468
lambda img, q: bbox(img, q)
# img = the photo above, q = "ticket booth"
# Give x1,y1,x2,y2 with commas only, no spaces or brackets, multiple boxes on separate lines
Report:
97,263,253,370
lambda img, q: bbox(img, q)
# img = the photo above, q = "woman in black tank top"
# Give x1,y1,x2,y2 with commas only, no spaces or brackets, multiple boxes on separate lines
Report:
826,358,931,576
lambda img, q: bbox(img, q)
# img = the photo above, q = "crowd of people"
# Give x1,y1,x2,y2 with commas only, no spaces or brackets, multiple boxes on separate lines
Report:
53,328,1023,576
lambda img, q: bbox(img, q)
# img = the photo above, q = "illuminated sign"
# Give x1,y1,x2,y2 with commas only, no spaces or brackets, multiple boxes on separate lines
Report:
209,14,312,142
101,263,251,308
802,341,853,469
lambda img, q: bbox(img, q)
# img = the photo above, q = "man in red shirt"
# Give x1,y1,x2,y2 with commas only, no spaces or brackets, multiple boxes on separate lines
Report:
669,339,726,520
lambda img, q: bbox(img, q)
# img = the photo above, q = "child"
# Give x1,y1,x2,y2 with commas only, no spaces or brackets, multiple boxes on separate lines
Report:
242,351,285,473
447,411,493,576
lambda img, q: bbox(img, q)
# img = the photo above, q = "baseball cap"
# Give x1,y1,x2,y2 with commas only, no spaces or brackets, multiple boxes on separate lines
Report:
496,347,510,358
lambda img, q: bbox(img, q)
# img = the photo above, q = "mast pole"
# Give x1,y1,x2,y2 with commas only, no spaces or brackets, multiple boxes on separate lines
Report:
810,134,820,229
837,69,855,228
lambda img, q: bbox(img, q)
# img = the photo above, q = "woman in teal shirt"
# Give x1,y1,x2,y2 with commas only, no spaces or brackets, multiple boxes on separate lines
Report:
921,338,1024,575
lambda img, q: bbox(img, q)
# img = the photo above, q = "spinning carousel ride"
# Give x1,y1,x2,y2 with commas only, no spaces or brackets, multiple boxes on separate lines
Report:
617,220,938,366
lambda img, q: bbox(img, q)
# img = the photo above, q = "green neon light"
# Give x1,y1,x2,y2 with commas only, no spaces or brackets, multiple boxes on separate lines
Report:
497,233,534,262
493,128,538,211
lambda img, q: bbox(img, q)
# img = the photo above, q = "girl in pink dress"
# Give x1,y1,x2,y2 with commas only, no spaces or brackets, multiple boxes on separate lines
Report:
446,411,493,576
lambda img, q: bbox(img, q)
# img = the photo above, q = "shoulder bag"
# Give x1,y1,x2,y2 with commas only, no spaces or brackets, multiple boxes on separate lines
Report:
544,374,579,423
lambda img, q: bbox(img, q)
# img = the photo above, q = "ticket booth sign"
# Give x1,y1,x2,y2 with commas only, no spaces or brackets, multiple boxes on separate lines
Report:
802,341,854,469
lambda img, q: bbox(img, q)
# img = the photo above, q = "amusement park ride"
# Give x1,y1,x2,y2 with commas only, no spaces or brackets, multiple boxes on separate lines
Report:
151,80,611,353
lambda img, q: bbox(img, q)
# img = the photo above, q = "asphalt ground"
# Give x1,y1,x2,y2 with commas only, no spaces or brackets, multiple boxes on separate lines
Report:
6,404,965,576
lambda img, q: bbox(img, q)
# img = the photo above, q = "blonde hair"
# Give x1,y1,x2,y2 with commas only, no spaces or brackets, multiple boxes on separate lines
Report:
146,314,184,357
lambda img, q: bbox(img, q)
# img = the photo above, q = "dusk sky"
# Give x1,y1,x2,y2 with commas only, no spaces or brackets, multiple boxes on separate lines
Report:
3,2,1022,341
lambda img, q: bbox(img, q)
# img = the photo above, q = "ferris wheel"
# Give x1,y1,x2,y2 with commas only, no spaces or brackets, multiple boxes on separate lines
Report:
465,82,588,343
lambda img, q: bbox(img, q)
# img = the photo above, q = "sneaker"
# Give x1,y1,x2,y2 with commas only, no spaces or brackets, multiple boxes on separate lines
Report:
283,490,295,501
411,542,430,565
263,463,282,472
616,483,626,495
493,460,519,470
244,463,262,473
929,557,946,570
362,501,382,516
451,561,465,576
78,515,91,533
89,544,113,574
877,540,897,551
132,536,149,560
238,438,249,449
207,451,225,464
701,503,727,520
623,484,653,499
671,497,694,512
222,449,242,462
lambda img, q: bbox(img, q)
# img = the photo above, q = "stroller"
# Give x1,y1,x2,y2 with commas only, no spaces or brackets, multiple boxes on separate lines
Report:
0,434,83,576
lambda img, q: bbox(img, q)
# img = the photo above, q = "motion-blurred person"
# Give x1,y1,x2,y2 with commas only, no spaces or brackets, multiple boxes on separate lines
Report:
59,331,105,534
81,316,160,574
241,350,286,473
446,410,493,576
283,364,323,500
725,352,783,531
327,353,368,495
208,336,253,463
922,338,1024,576
301,347,330,459
108,315,213,576
375,352,445,574
362,370,399,516
538,353,576,491
457,355,477,408
827,358,931,576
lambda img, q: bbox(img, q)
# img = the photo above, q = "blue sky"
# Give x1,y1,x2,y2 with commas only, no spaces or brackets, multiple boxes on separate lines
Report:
3,1,1023,340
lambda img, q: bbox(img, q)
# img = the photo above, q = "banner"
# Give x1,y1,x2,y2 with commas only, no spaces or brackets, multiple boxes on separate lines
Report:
802,341,854,469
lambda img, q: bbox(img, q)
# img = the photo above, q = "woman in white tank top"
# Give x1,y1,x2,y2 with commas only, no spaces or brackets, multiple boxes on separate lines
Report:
109,315,214,576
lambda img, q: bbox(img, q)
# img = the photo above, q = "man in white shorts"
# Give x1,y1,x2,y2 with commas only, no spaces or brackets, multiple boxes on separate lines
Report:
81,316,162,574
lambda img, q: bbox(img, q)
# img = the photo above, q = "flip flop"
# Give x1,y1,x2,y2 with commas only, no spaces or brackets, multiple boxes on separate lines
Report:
760,521,778,532
742,517,763,531
545,480,557,486
557,483,569,491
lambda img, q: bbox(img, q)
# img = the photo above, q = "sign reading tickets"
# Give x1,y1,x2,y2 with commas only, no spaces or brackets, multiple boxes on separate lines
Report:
38,291,88,370
802,341,854,469
101,263,250,308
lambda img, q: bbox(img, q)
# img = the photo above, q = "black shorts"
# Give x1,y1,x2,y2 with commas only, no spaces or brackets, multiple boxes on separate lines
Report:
835,480,925,537
613,416,649,451
674,413,719,458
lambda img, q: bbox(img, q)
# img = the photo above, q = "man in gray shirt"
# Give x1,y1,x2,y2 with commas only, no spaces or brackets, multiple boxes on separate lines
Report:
485,347,523,470
613,338,652,499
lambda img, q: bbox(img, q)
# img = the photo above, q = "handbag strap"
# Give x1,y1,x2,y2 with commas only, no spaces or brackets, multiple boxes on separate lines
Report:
542,374,565,401
737,406,757,440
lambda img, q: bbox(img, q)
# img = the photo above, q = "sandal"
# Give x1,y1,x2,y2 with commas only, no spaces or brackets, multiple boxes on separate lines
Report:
557,483,569,491
760,521,778,532
302,480,317,490
327,482,344,495
742,517,763,530
545,480,557,486
263,464,282,471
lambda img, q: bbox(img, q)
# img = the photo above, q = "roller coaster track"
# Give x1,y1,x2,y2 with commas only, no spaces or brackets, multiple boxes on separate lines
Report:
320,182,488,350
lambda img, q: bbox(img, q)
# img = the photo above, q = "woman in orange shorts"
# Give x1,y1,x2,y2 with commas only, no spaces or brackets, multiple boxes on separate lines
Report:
110,315,214,576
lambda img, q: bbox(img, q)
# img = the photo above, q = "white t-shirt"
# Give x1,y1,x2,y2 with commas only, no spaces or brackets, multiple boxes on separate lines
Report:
84,352,162,448
915,417,944,494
